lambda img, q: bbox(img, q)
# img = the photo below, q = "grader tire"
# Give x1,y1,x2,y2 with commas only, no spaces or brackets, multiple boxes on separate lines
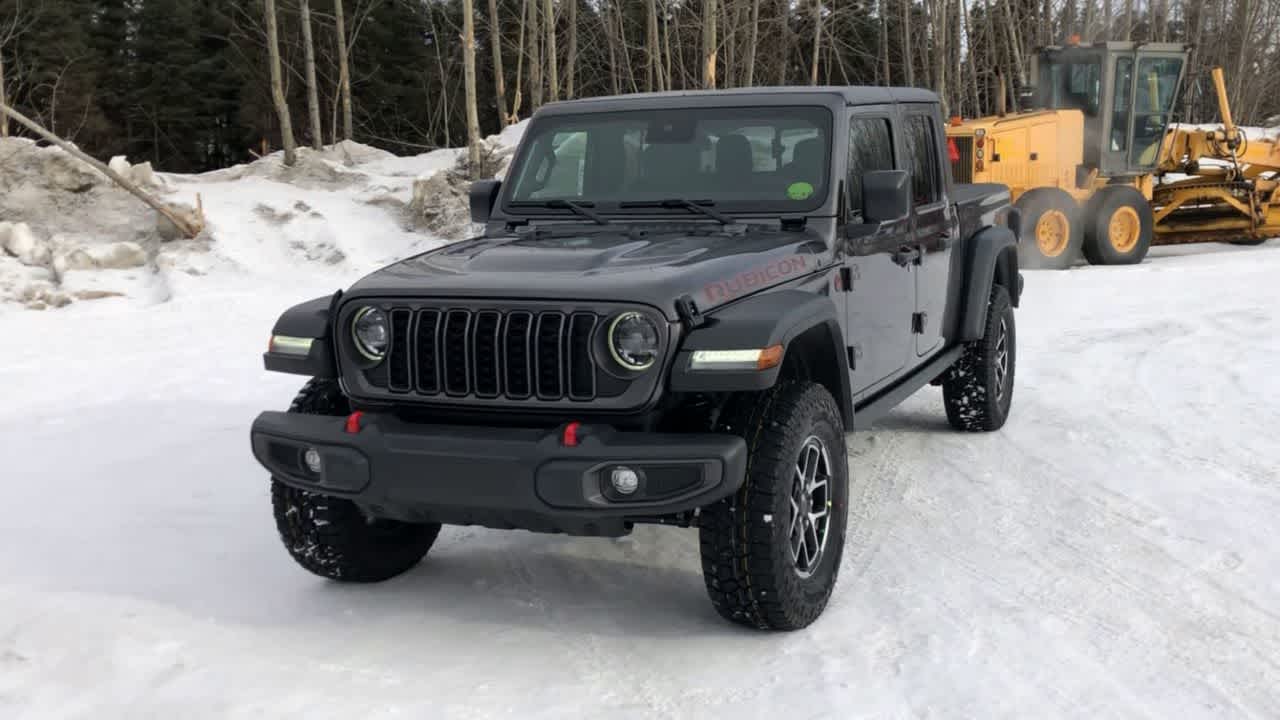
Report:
1015,189,1082,270
1083,186,1154,265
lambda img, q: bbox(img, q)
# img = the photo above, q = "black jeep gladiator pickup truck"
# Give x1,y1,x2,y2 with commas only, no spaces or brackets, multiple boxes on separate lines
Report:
251,86,1022,631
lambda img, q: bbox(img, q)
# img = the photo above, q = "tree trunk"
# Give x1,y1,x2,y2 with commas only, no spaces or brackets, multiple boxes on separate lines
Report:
0,48,7,138
604,4,621,94
488,0,508,124
647,0,661,91
663,5,675,90
263,0,297,166
463,0,482,173
878,0,890,85
512,0,528,120
810,0,822,85
529,0,543,110
334,0,354,141
427,7,451,143
745,0,761,86
0,101,204,238
300,0,323,150
566,0,578,98
544,0,558,101
902,0,914,86
777,0,790,84
703,0,718,88
1103,0,1112,40
1124,0,1133,39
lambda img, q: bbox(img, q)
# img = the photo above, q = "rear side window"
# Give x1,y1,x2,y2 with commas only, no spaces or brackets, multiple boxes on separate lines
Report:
905,115,940,205
847,117,894,213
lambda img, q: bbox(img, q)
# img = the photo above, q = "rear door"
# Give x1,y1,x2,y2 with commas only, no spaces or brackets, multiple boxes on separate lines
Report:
843,107,916,397
902,108,957,357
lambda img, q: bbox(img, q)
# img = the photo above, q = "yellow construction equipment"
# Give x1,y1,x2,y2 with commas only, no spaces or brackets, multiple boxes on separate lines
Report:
946,40,1280,268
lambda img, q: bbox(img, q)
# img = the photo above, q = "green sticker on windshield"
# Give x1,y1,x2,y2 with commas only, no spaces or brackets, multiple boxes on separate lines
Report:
787,181,814,200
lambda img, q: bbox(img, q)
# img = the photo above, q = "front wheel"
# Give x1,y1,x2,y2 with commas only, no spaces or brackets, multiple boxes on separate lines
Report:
1015,188,1083,270
699,382,849,631
270,379,441,583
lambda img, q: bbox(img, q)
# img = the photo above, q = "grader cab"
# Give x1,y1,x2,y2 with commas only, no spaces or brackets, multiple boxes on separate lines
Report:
948,41,1280,268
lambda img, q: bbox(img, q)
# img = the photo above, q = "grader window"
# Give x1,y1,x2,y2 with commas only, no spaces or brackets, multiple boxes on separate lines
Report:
1111,58,1134,152
1130,57,1184,167
1044,58,1102,117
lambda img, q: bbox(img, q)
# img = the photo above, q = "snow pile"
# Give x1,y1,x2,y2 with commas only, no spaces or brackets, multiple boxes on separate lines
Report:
0,121,528,312
0,137,177,309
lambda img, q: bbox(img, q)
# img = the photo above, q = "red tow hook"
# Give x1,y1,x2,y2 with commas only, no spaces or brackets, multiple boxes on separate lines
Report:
562,421,582,447
345,411,365,434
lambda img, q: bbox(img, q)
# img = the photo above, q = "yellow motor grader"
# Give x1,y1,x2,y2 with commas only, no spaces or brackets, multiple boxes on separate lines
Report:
946,40,1280,268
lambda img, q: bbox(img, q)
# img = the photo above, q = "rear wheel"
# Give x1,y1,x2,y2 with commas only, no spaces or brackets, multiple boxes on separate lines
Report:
943,284,1015,432
699,382,849,631
270,379,441,583
1015,188,1083,270
1083,186,1153,265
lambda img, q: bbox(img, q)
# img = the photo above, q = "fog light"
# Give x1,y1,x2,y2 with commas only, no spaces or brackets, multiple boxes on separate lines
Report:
610,466,640,495
303,447,323,474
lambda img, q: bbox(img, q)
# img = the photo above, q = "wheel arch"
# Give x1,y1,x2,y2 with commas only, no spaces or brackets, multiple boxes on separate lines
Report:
669,289,853,428
960,225,1020,341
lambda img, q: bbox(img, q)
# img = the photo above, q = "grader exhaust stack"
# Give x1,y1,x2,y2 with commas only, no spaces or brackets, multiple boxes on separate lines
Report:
945,41,1279,268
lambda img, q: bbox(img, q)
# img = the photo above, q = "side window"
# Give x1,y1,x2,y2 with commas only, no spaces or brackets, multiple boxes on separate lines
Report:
905,115,940,206
847,117,894,214
1111,57,1133,151
512,130,587,199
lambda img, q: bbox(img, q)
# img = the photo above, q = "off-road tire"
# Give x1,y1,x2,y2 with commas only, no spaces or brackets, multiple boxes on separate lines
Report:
1229,236,1268,246
943,284,1015,432
1082,186,1153,265
699,382,849,631
270,379,441,583
1015,188,1083,270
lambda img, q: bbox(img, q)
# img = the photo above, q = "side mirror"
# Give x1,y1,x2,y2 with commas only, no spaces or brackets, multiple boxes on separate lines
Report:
862,170,911,224
469,179,502,224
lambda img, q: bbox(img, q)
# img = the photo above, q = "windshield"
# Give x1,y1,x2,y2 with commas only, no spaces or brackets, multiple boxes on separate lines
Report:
504,105,833,214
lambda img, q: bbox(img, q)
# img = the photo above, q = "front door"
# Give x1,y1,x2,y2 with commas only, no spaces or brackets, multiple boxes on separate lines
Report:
903,108,955,356
843,108,916,397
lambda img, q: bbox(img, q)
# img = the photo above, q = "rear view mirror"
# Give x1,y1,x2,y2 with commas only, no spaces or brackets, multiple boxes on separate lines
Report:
862,170,911,224
469,179,502,224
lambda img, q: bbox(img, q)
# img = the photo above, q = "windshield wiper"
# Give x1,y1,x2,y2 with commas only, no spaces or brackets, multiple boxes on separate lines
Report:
619,198,736,225
509,199,611,225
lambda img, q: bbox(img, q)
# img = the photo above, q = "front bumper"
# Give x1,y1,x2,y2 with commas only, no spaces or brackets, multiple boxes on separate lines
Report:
250,411,748,536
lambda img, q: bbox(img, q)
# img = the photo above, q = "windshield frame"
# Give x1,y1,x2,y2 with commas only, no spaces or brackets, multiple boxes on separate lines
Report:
497,102,837,220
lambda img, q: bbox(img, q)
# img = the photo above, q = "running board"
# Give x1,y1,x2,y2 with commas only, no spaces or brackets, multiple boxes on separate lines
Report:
851,345,965,431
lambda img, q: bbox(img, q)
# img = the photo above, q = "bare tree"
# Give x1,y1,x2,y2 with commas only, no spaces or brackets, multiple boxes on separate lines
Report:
703,0,718,88
744,0,761,86
463,0,482,171
566,0,578,98
488,0,508,125
264,0,298,165
810,0,823,85
544,0,558,101
647,0,663,91
333,0,354,141
300,0,323,150
902,0,914,85
529,0,543,109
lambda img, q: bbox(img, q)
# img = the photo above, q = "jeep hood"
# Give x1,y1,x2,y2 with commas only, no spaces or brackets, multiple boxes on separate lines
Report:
345,223,835,320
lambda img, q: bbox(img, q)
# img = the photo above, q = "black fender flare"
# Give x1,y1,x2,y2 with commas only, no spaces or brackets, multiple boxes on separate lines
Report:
960,225,1021,341
669,289,853,425
263,291,342,377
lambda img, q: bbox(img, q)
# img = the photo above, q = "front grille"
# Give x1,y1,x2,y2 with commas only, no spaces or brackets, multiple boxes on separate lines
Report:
382,306,603,402
950,136,974,184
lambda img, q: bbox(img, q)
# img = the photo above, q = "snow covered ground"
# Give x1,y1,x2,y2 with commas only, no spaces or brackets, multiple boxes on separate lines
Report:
2,131,1280,717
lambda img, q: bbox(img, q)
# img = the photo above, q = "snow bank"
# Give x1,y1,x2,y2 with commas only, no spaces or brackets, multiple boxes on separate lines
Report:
0,121,528,312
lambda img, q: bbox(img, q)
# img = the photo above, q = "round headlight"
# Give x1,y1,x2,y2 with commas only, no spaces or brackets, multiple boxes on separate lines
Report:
352,307,389,361
608,312,659,371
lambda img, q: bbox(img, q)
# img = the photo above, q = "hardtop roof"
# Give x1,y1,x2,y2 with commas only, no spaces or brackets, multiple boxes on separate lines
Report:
531,85,938,116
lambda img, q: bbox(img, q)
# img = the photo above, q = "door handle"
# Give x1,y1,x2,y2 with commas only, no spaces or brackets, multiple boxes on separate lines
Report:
892,245,922,266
